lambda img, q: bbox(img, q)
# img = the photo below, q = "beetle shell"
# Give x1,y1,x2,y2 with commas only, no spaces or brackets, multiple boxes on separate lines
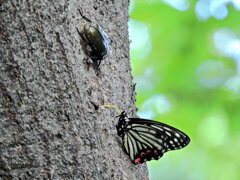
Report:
82,23,110,60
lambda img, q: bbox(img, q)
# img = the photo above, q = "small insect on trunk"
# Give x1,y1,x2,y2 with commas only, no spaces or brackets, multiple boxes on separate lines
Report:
76,9,110,75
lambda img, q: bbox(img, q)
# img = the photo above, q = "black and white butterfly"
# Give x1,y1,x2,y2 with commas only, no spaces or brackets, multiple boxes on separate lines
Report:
116,111,190,164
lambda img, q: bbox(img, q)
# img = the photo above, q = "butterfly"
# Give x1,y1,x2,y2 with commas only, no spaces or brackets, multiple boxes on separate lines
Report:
101,105,190,164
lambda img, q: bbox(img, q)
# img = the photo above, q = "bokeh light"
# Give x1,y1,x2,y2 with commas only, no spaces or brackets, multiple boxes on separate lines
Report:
198,114,229,147
195,0,240,21
196,60,226,88
128,19,152,60
138,94,171,119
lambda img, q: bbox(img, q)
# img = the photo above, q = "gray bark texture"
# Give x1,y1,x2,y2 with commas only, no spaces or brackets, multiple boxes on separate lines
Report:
0,0,149,179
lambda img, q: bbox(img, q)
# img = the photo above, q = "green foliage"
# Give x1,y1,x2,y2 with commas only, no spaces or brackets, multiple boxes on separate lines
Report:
129,0,240,179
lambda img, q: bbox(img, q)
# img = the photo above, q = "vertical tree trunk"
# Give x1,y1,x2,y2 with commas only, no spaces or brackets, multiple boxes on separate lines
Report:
0,0,148,179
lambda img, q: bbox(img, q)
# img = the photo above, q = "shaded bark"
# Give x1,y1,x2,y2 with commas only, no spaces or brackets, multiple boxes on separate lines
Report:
0,0,148,179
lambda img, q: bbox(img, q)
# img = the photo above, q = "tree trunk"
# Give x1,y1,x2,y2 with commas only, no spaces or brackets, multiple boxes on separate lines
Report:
0,0,148,179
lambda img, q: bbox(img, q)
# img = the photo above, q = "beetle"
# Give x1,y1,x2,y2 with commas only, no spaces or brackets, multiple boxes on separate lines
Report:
76,9,110,70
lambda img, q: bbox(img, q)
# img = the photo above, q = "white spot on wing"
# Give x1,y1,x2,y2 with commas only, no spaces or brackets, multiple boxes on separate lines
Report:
129,133,138,156
138,131,162,143
137,141,143,150
124,135,129,154
175,132,181,137
163,127,171,131
165,131,172,137
129,130,153,148
151,125,164,131
127,135,134,160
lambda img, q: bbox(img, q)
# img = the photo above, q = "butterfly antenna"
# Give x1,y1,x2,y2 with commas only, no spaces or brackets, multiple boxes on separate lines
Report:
100,105,122,114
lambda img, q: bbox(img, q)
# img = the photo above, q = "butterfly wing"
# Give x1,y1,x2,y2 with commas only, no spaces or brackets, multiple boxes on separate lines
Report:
122,118,190,164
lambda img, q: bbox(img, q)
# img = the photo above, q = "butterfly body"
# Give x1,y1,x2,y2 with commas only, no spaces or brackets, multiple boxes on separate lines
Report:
116,111,190,164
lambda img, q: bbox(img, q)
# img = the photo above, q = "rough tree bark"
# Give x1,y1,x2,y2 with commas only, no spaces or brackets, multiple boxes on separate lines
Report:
0,0,149,179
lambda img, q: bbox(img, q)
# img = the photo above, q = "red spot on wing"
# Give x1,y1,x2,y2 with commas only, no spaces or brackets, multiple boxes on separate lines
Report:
134,158,141,164
140,152,146,157
146,150,151,154
154,150,158,154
